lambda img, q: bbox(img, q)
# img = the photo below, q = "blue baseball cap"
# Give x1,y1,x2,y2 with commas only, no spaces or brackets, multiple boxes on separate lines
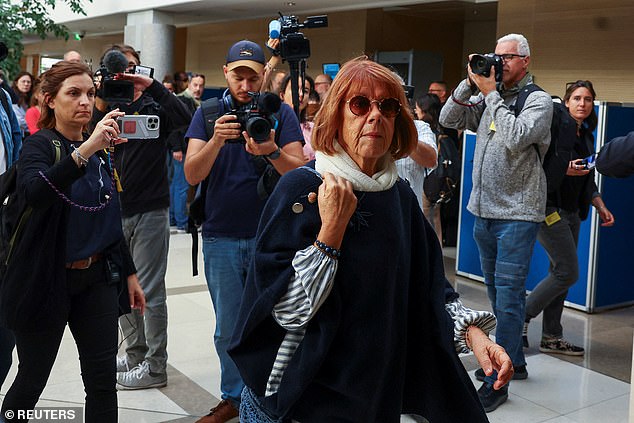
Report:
226,40,265,73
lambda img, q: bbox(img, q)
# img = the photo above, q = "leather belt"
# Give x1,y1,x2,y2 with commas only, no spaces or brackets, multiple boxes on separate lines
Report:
66,253,103,270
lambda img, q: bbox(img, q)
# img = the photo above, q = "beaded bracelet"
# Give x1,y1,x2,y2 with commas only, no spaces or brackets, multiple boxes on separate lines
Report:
314,240,341,259
71,145,89,167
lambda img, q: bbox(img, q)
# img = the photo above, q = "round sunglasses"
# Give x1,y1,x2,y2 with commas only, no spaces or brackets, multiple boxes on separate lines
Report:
345,95,401,118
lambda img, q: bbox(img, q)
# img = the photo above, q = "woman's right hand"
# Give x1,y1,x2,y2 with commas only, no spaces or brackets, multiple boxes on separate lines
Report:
83,109,126,157
316,172,357,248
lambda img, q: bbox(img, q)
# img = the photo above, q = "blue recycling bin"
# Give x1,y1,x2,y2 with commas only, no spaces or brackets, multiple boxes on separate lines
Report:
455,102,634,312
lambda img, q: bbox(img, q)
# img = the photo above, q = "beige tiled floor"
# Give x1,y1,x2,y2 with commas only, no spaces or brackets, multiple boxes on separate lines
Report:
1,234,632,422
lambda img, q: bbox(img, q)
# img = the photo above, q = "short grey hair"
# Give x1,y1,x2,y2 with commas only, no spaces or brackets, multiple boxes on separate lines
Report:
497,33,530,57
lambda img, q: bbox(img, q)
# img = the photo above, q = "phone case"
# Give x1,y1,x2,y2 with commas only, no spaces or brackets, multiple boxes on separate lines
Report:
117,115,160,139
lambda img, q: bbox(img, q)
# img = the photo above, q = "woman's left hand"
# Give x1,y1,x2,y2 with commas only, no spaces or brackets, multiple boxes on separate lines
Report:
127,274,146,314
468,326,514,390
566,159,591,176
597,206,615,227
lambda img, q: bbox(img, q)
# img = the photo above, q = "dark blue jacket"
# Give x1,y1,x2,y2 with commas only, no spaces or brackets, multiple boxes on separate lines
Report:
229,165,489,423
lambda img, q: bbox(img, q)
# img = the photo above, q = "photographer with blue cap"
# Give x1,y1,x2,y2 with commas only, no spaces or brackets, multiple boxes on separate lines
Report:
184,39,304,422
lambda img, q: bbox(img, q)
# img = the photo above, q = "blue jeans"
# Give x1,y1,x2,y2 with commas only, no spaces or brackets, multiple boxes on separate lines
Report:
170,157,189,229
203,236,254,405
473,217,539,384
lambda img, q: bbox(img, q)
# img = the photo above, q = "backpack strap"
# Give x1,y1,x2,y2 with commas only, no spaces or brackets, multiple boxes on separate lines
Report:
512,83,544,118
201,97,220,140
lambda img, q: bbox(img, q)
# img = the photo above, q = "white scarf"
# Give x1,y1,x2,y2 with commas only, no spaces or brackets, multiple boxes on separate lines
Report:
314,140,399,192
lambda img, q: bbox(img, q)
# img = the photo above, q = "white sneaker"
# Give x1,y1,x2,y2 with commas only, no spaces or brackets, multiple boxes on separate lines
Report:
116,361,167,390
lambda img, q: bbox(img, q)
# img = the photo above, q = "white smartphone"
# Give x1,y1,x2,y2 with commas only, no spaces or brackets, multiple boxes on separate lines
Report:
116,115,160,139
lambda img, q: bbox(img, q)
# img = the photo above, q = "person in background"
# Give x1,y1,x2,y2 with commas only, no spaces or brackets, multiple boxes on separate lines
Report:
162,76,176,94
92,44,192,391
25,77,42,135
313,73,333,103
0,60,145,422
229,57,511,423
523,80,614,356
184,39,305,423
278,73,315,160
11,71,34,137
173,71,189,95
177,73,205,110
428,80,450,103
440,33,553,412
63,50,82,63
414,93,444,242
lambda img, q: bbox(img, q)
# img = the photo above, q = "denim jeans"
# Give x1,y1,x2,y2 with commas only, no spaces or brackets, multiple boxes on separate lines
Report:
526,209,581,338
169,157,189,229
473,217,539,384
203,236,254,405
119,208,170,374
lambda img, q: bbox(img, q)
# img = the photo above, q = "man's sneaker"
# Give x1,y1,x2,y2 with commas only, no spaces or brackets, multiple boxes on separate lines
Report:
116,361,167,390
539,337,585,356
195,400,239,423
116,355,135,373
522,321,530,348
475,365,528,382
477,382,508,412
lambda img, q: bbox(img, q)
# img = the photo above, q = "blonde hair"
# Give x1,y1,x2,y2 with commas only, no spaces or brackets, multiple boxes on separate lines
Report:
311,56,417,160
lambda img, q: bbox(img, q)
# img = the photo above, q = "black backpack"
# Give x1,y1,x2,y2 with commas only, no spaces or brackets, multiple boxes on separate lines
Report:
423,134,461,204
510,84,573,194
0,136,62,281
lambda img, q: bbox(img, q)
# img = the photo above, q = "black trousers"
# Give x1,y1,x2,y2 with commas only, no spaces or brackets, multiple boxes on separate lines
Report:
1,261,119,422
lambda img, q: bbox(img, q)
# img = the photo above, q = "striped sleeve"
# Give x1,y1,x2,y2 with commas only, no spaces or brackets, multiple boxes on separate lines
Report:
272,244,338,330
265,245,338,396
445,299,497,354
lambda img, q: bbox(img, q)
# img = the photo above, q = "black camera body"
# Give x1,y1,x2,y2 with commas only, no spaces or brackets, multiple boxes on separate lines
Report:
225,92,281,144
95,67,135,104
277,14,328,62
469,53,504,82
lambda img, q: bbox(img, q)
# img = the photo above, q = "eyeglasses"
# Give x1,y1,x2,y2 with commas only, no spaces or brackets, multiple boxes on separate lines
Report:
346,96,401,118
566,80,594,91
499,54,526,63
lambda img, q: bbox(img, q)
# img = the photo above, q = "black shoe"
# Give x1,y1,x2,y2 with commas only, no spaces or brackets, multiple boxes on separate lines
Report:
477,382,508,413
475,365,528,382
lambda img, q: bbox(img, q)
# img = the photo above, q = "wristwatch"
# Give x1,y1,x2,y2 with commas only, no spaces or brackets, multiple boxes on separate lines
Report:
267,146,281,160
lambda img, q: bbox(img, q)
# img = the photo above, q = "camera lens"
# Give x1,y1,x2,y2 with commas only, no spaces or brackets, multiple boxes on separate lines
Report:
246,116,272,142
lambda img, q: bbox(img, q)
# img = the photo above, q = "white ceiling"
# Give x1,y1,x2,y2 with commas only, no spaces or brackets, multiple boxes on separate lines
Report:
52,0,495,38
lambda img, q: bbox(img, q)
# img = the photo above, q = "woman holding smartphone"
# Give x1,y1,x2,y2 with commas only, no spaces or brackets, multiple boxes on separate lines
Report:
523,80,614,356
0,61,145,422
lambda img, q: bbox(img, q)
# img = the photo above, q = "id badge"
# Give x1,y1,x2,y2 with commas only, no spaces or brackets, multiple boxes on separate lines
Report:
545,210,561,226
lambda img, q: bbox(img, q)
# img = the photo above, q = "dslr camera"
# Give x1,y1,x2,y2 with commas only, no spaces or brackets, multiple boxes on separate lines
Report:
269,14,328,61
469,53,504,82
225,91,281,144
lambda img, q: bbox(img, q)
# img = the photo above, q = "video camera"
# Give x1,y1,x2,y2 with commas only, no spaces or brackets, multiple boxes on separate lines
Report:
95,49,155,103
469,53,503,82
269,14,328,62
225,91,282,144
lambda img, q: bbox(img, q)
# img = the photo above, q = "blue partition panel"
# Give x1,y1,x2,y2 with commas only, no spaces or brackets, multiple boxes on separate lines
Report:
593,104,634,309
